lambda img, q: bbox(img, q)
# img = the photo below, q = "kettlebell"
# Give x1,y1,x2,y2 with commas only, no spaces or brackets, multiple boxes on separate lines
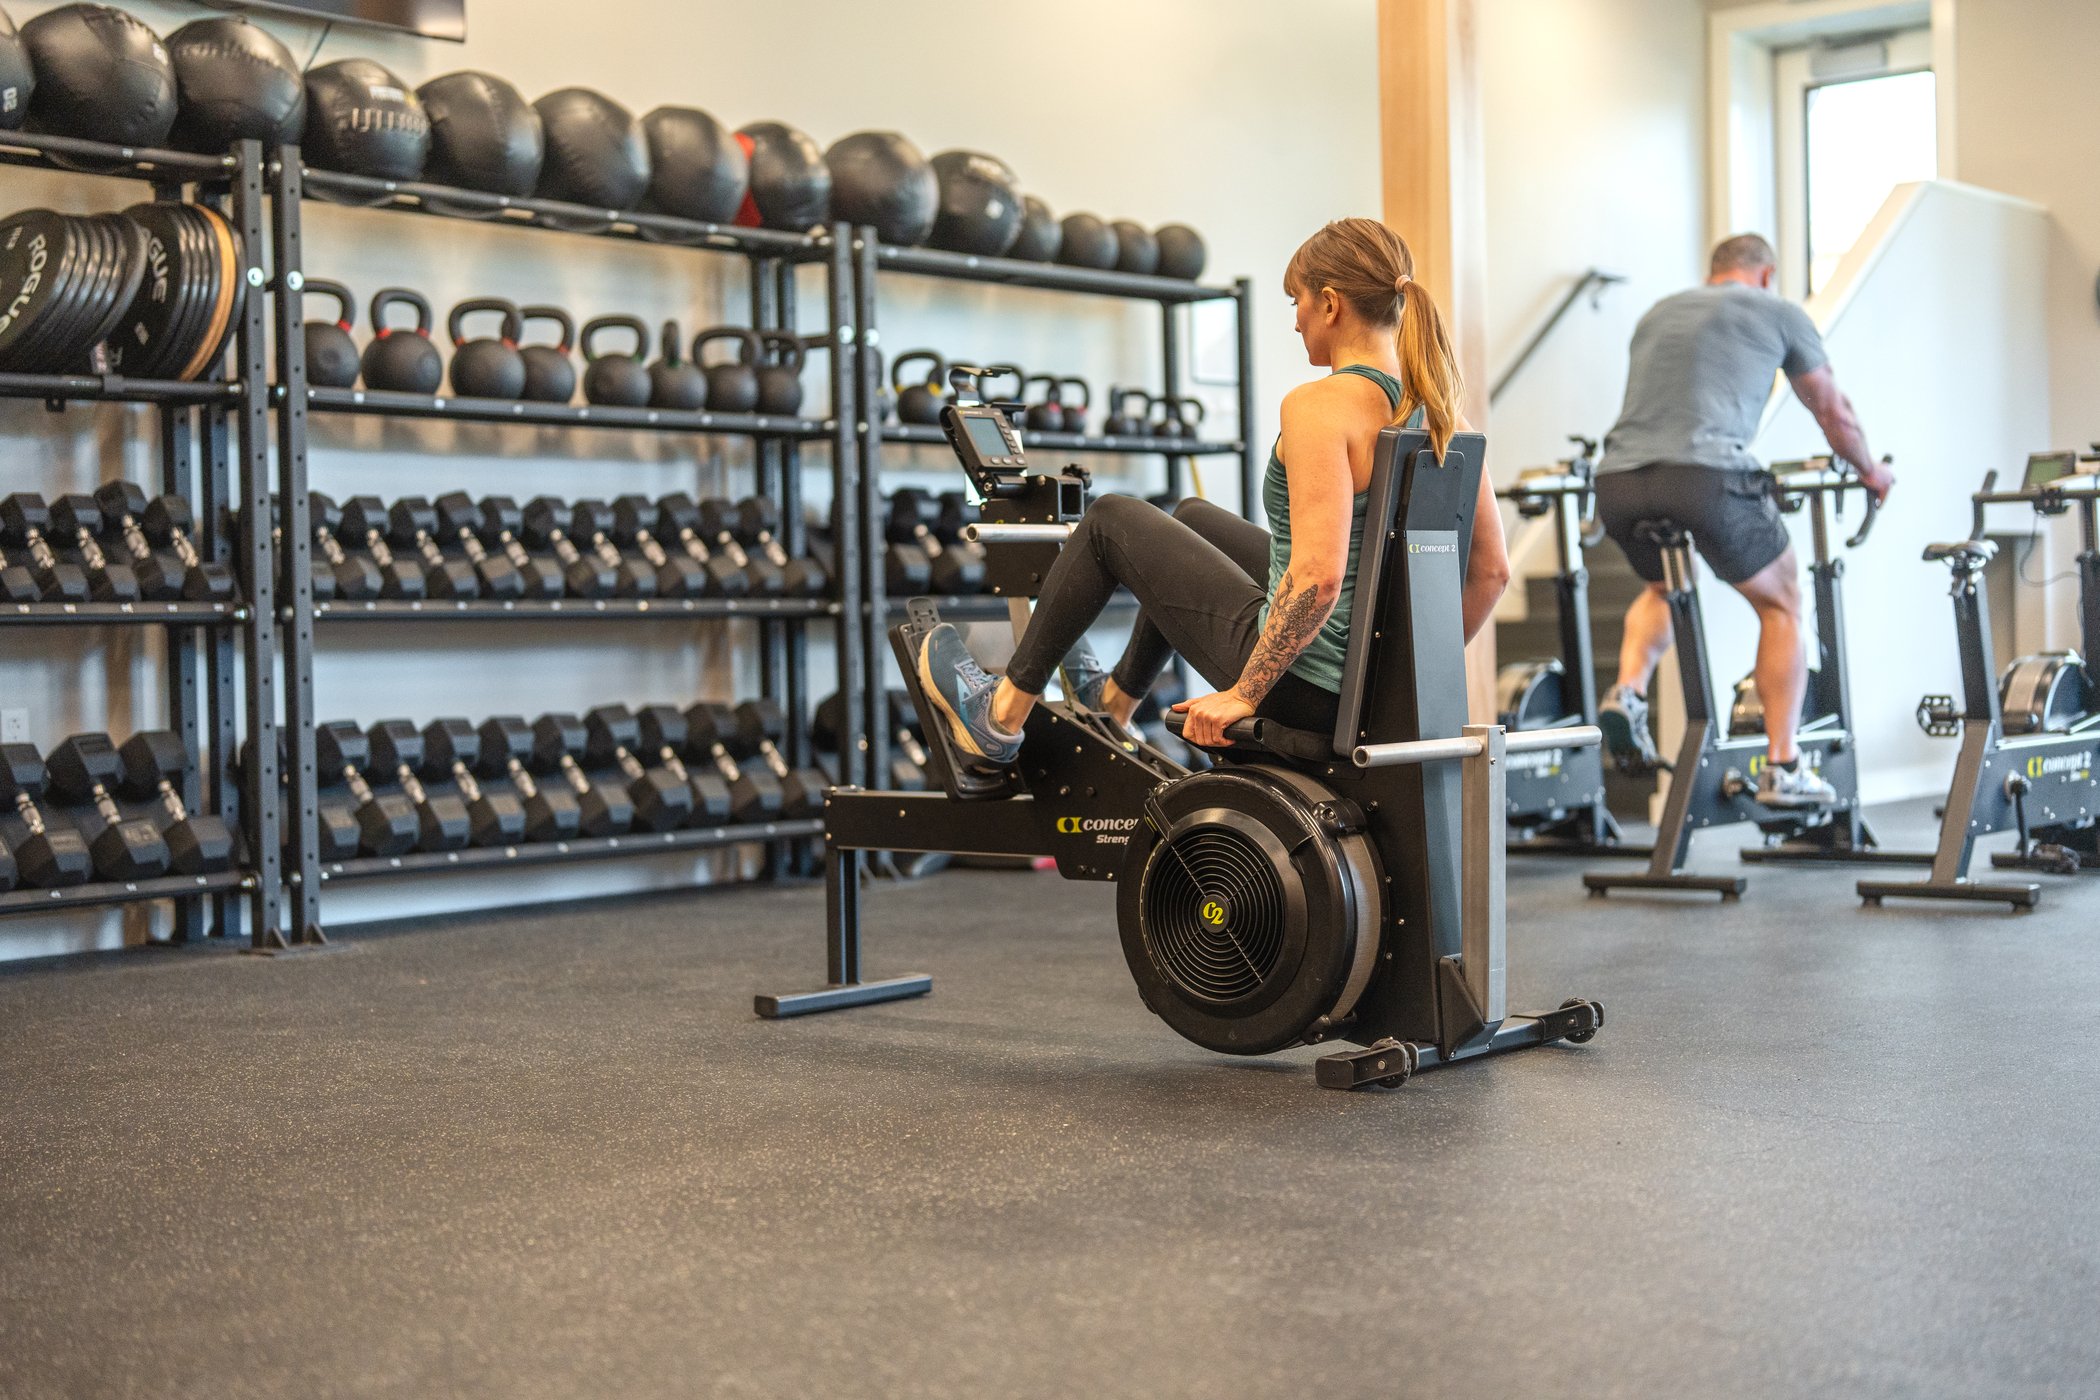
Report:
1022,374,1064,433
1102,386,1152,438
360,288,444,395
517,306,577,404
580,315,653,407
694,326,761,415
1152,394,1187,438
891,349,947,426
1170,395,1207,439
301,280,361,389
447,298,527,401
647,320,708,411
756,330,806,417
1058,376,1092,435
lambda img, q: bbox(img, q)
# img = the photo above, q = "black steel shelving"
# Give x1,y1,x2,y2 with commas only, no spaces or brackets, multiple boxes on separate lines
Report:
879,422,1244,456
318,818,827,884
0,135,276,947
312,597,836,622
300,384,830,438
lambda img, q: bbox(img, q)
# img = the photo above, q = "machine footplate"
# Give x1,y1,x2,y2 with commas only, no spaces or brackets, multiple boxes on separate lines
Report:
888,600,1020,802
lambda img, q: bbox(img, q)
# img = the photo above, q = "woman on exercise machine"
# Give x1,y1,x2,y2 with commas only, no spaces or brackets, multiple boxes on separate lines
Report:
915,216,1510,762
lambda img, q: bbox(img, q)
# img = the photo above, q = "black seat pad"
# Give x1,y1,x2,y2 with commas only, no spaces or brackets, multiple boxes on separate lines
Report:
1632,517,1691,548
1923,539,1997,566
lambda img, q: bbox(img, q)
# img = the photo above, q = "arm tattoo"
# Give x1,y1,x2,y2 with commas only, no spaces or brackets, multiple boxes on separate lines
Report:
1235,568,1336,704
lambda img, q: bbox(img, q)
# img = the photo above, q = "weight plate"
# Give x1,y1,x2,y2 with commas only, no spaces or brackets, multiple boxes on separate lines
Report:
42,211,114,370
9,211,98,372
105,204,185,378
74,213,149,372
177,203,241,381
155,204,215,380
0,210,81,369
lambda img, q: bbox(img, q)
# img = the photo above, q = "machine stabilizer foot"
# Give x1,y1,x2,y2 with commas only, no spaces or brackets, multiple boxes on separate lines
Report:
755,975,934,1018
1583,871,1746,899
1314,1000,1603,1090
1857,878,2041,910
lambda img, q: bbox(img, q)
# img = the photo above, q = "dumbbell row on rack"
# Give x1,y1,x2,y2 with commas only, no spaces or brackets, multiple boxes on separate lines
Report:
0,489,237,605
298,492,831,604
0,733,235,891
883,487,989,595
288,702,830,862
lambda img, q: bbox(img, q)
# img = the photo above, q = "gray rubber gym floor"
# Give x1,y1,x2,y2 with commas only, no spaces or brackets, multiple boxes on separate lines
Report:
4,803,2098,1400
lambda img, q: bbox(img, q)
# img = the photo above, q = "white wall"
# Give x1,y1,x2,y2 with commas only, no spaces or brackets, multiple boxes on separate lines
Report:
1479,0,1709,480
0,0,1381,958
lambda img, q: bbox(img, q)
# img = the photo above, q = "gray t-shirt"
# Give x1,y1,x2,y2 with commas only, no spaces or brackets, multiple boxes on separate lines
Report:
1598,283,1829,475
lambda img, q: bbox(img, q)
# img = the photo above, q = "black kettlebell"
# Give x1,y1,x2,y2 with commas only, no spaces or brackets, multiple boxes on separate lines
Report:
1022,374,1064,433
1059,376,1092,435
580,315,652,407
756,330,806,417
1102,386,1151,438
360,288,443,395
647,320,708,411
694,326,761,415
1171,395,1207,439
300,279,361,389
892,349,946,425
517,305,577,404
448,298,527,400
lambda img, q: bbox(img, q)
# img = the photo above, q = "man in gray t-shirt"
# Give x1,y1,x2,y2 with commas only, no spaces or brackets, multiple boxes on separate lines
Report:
1592,234,1893,807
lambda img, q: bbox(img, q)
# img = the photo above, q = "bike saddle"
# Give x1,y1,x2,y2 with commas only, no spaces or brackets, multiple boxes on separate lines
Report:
1922,539,1997,567
1632,518,1691,548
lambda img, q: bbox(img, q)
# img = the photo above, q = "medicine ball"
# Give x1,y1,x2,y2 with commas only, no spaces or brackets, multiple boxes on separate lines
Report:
641,105,746,224
164,16,303,152
418,71,541,196
533,87,649,210
1056,212,1118,271
1154,223,1208,281
0,7,37,132
1110,220,1160,276
304,58,428,181
22,4,176,147
1007,195,1061,263
928,150,1022,256
735,120,829,232
825,131,936,246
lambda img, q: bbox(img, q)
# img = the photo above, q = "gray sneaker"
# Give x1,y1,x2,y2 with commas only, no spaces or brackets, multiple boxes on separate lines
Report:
1060,639,1145,745
1757,761,1838,808
1598,683,1661,769
915,622,1023,769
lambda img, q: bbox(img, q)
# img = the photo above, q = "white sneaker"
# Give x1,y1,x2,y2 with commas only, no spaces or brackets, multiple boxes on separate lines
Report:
1757,762,1837,808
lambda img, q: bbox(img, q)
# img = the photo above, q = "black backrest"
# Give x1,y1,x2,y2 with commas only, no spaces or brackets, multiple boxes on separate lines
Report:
1331,427,1486,755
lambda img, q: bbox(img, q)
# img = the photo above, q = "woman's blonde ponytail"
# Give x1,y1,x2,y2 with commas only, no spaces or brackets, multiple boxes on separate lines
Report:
1394,276,1463,457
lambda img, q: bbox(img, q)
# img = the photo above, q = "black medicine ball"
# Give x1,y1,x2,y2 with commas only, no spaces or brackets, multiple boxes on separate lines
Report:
304,58,429,181
165,16,304,151
1056,212,1118,271
0,6,35,132
419,71,542,197
22,3,176,147
735,120,830,232
642,105,746,225
1008,196,1062,262
534,87,649,210
1110,220,1159,276
825,131,937,246
1154,223,1208,281
928,150,1022,256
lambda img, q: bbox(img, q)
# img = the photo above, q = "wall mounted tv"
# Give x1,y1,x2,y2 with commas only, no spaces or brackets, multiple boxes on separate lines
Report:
206,1,466,41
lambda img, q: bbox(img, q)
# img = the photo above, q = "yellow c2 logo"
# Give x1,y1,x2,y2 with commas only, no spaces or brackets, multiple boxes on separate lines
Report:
1056,816,1082,834
2029,755,2045,780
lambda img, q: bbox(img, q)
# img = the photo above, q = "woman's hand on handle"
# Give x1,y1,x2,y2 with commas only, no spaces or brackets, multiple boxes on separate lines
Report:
1173,690,1258,748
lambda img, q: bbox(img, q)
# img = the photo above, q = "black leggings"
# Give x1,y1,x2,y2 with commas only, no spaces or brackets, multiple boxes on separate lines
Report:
1003,494,1341,734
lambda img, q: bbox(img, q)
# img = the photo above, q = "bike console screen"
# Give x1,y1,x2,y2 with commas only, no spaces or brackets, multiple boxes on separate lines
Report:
943,402,1028,498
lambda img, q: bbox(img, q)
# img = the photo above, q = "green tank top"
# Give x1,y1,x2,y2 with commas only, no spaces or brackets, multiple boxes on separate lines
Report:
1259,365,1418,694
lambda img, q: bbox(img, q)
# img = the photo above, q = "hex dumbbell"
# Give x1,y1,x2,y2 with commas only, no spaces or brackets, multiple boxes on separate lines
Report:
0,535,37,602
567,499,660,599
730,497,828,596
307,492,386,602
366,720,473,852
420,718,527,847
691,495,785,595
729,700,830,816
46,734,170,880
605,495,712,597
520,497,618,598
889,488,985,594
422,493,525,601
386,497,488,600
313,721,421,857
94,483,177,601
652,493,752,598
338,496,428,600
0,744,94,886
634,705,733,823
681,702,785,821
48,495,142,602
137,495,235,602
582,704,691,832
115,731,235,874
529,714,633,835
464,495,566,601
0,494,91,602
475,715,582,841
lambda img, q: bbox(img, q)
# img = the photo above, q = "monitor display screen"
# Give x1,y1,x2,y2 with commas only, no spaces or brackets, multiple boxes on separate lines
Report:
2026,450,2076,489
212,0,466,41
963,413,1012,460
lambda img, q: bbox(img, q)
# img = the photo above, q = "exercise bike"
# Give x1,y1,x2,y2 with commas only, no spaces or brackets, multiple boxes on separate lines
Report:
757,381,1605,1090
1584,456,1922,900
1858,450,2100,910
1495,436,1623,852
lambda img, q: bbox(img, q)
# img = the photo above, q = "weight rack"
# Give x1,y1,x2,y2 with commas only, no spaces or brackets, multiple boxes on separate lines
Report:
262,148,863,948
0,132,279,945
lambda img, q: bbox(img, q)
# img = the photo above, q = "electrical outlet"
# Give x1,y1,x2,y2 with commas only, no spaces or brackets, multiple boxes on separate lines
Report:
0,709,27,744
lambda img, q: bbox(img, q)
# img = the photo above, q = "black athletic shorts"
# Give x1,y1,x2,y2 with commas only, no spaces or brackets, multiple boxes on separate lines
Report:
1594,462,1792,585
